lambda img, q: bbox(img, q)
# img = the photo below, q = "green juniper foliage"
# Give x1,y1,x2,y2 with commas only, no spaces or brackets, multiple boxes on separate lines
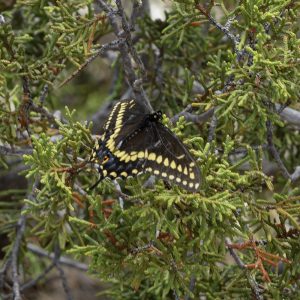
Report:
0,0,300,299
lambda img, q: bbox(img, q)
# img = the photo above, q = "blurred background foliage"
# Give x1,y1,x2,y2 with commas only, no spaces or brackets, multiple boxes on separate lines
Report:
0,0,300,299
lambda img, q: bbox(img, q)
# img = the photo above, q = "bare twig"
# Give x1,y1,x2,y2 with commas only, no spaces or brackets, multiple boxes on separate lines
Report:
31,102,61,124
184,275,195,300
266,119,291,180
116,0,145,74
265,100,300,182
208,111,217,142
196,4,244,59
0,146,33,156
27,243,88,272
276,104,300,127
53,245,73,300
130,0,143,28
114,180,126,208
225,238,246,269
96,0,151,111
0,256,12,292
11,216,26,300
173,289,180,300
56,263,73,300
58,39,123,88
10,177,39,300
20,262,56,291
225,238,264,300
171,106,215,125
38,84,49,106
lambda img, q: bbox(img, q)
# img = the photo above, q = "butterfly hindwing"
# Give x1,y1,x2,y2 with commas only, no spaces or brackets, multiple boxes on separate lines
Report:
146,123,201,191
115,121,201,191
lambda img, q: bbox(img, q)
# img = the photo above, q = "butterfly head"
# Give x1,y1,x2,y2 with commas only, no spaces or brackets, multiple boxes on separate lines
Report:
149,110,162,122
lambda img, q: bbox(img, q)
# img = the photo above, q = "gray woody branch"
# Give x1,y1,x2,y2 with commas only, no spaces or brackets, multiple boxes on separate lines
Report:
95,0,152,111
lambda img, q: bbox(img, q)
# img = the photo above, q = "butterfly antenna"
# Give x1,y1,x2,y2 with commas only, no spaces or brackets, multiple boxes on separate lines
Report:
89,177,103,191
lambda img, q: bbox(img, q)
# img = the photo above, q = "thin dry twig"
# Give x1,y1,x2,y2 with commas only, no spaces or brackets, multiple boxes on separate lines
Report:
225,238,264,300
227,239,291,282
196,4,244,59
208,111,217,142
0,146,33,156
266,119,300,182
0,177,40,300
58,39,123,88
27,243,88,272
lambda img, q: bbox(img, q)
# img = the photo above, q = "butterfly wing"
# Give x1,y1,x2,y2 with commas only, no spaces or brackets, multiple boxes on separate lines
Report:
91,99,148,160
93,99,201,192
102,99,148,141
146,123,201,191
116,121,201,192
102,99,150,152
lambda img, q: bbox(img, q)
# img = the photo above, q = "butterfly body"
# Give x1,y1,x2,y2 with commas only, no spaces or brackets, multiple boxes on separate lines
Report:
91,99,201,192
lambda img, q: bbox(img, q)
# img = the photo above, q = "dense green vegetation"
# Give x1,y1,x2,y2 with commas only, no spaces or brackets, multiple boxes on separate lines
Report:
0,1,299,299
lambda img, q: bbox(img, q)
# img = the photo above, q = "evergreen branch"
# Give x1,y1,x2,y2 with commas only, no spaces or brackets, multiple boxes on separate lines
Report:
1,1,299,298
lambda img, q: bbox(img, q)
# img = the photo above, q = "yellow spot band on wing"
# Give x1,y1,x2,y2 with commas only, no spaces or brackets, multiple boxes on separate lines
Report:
170,161,176,169
156,155,162,164
148,153,156,161
164,158,169,167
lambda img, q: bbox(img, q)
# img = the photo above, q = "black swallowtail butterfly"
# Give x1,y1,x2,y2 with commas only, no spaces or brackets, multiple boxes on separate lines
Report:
91,99,201,192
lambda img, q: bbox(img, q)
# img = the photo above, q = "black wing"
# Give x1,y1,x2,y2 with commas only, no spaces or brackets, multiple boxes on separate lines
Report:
116,121,201,192
103,99,149,152
93,99,201,192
